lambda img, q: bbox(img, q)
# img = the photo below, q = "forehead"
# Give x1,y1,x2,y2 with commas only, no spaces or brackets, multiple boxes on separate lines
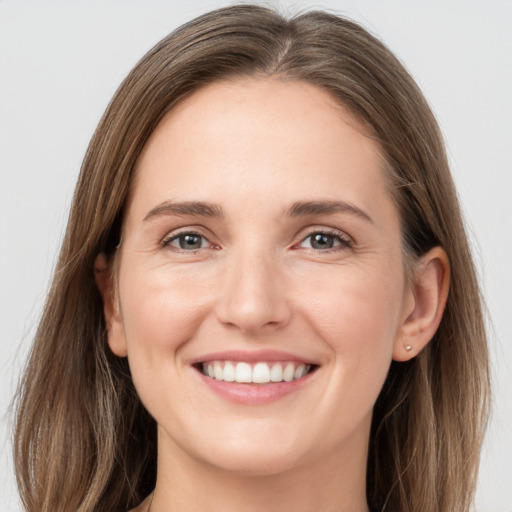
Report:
129,79,391,222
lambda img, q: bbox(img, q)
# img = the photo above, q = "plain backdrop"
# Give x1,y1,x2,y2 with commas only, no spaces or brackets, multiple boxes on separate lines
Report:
1,1,511,511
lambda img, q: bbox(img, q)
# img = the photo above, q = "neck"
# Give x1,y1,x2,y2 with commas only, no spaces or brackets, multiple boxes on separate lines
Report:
150,426,370,512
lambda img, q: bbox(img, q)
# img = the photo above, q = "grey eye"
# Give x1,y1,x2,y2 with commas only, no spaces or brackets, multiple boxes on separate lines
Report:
167,233,207,250
180,234,203,249
309,233,336,249
299,232,349,250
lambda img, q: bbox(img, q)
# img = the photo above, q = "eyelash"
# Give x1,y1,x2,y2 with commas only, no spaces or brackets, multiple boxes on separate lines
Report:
160,228,353,253
295,228,353,252
161,230,217,252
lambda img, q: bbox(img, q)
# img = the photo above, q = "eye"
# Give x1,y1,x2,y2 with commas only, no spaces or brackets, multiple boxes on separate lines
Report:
298,231,351,251
162,232,211,251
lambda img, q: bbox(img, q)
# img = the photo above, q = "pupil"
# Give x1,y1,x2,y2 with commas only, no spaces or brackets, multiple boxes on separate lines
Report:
180,234,201,249
311,234,333,249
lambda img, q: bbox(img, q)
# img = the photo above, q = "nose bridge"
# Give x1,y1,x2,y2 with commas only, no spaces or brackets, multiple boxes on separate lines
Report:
215,243,290,333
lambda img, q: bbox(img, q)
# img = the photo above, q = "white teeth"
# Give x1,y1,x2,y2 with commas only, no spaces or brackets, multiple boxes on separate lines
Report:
214,362,223,380
223,361,235,382
270,363,283,382
294,364,306,379
235,362,252,383
283,363,295,382
201,361,312,384
252,362,271,383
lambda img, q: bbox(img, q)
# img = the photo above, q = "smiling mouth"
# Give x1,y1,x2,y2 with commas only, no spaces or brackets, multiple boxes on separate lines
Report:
194,361,318,384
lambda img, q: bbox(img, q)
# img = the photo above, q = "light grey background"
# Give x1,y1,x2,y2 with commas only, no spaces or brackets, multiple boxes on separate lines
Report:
1,1,511,511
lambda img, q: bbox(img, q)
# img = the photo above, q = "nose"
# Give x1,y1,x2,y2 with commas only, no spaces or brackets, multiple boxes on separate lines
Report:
214,250,292,334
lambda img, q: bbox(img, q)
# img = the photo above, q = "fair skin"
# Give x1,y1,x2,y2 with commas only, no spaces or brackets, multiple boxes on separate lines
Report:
96,79,449,512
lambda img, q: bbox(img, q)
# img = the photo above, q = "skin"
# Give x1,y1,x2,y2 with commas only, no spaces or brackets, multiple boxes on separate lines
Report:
96,79,449,512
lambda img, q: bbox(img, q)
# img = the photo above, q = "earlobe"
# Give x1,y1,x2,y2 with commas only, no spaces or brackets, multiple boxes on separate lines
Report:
94,253,128,357
393,246,450,362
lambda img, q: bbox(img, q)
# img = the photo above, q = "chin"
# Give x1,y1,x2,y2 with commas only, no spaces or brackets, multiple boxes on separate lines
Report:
176,424,309,477
202,445,305,477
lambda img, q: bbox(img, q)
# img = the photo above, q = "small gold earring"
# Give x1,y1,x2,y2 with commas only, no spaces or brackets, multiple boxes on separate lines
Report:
405,344,412,351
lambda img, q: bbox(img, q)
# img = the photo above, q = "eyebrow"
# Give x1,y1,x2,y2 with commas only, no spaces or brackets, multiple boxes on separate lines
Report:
143,201,224,222
286,200,373,224
143,199,373,224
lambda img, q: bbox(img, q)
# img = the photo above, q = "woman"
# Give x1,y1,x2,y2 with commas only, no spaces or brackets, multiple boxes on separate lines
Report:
13,5,490,512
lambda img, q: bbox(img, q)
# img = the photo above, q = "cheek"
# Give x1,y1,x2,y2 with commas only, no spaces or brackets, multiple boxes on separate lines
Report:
298,259,404,341
117,264,214,394
115,263,220,431
296,262,404,396
120,263,211,344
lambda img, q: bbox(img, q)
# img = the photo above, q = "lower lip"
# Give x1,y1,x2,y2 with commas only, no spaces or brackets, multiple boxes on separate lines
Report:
195,369,316,405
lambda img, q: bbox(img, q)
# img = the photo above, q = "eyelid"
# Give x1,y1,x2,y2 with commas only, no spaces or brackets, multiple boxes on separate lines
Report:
158,225,352,252
160,227,219,251
294,226,353,250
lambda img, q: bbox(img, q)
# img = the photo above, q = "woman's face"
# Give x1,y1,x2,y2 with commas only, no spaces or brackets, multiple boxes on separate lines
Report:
108,79,415,475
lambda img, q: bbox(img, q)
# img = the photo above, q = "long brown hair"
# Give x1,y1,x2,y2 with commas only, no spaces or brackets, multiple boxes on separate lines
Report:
14,5,490,511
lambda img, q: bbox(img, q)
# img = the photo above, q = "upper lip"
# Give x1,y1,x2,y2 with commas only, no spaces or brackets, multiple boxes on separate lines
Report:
190,349,318,365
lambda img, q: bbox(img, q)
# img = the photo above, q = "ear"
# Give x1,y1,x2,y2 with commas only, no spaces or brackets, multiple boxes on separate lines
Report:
94,253,128,357
393,246,450,362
